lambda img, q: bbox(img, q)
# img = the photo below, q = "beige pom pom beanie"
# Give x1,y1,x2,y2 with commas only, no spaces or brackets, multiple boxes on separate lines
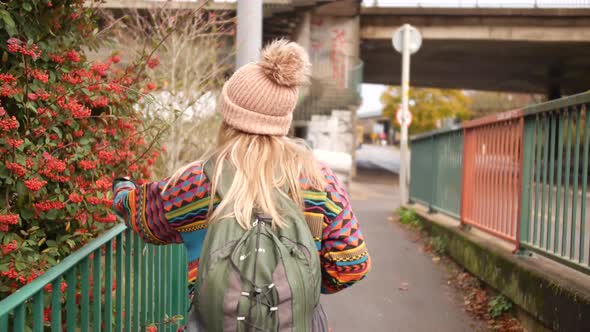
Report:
218,39,311,136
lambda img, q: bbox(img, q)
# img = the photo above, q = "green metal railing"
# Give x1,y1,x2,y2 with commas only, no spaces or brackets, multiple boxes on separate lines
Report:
520,93,590,271
409,135,434,206
0,224,189,332
432,130,464,218
410,91,590,274
410,128,464,218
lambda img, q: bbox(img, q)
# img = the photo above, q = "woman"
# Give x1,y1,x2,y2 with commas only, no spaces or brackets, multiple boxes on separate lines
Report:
113,40,371,331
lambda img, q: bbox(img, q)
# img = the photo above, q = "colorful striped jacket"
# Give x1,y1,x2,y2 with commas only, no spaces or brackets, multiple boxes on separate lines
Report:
112,162,370,294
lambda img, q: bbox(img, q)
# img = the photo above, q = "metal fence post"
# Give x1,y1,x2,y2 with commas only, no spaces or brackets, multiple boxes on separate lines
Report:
460,128,470,227
517,116,534,250
429,135,438,213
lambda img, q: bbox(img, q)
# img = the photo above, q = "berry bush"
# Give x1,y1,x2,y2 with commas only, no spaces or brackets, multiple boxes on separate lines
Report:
0,0,160,298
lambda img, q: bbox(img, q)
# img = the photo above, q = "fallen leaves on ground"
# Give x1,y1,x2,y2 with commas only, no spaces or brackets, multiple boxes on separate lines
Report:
398,282,410,291
447,263,525,332
392,212,525,332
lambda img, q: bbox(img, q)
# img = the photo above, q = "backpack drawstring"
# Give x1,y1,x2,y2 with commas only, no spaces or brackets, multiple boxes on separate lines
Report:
238,217,279,332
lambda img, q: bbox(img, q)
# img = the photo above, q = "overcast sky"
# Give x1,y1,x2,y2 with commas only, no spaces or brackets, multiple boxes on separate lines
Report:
358,84,388,116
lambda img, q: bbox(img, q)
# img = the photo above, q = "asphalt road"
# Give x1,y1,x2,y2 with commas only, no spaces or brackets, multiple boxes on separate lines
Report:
322,171,482,332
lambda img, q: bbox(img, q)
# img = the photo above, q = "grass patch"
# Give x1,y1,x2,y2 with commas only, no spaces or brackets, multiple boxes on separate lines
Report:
488,294,513,319
395,207,423,229
429,236,448,256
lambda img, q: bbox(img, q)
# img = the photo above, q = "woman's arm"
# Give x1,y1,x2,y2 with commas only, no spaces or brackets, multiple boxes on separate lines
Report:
112,178,183,245
303,166,371,294
319,195,371,294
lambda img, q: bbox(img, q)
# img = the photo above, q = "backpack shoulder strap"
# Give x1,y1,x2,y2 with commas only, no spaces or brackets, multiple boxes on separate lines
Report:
203,159,234,200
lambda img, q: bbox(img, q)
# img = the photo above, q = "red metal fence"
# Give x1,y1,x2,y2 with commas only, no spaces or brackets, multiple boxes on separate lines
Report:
461,111,524,244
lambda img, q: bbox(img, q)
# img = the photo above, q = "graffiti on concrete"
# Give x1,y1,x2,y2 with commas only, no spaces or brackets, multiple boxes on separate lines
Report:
331,28,346,88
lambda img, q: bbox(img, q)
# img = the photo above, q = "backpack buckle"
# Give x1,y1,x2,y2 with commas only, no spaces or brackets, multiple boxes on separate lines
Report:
253,215,272,227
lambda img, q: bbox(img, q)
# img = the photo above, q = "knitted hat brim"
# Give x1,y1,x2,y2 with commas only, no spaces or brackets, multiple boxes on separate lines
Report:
218,82,293,136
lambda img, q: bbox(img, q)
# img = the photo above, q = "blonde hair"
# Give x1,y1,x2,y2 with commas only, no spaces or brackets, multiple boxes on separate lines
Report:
164,122,326,229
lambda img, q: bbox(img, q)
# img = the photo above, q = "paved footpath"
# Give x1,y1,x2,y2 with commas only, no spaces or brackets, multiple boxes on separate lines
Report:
322,171,483,332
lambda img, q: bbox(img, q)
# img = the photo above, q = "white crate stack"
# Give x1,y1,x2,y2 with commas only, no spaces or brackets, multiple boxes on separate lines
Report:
307,110,354,189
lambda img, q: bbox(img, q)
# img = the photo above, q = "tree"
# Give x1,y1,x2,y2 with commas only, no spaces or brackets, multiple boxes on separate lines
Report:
468,91,545,118
99,6,235,178
381,87,472,135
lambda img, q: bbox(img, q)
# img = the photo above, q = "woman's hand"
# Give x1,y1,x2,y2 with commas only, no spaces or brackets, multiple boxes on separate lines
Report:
112,176,132,191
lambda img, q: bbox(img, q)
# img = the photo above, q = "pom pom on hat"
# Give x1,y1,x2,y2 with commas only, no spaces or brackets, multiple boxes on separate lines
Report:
258,39,311,87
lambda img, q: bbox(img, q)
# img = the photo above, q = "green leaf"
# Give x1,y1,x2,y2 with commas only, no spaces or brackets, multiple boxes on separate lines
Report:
46,240,57,247
16,181,28,196
0,163,8,178
20,208,33,220
17,191,31,209
52,127,63,139
0,10,15,29
66,204,76,214
0,285,13,292
15,154,26,165
14,261,25,270
42,247,58,255
46,209,58,220
23,3,33,12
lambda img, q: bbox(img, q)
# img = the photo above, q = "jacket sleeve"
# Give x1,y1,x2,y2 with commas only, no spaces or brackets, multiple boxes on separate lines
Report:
317,167,371,294
112,178,183,245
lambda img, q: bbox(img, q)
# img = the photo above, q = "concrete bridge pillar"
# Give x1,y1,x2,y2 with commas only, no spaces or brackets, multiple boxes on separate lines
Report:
294,11,311,51
293,5,361,178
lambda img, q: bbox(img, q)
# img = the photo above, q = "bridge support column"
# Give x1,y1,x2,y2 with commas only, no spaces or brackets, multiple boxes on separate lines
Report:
236,0,262,68
307,12,361,177
294,11,311,50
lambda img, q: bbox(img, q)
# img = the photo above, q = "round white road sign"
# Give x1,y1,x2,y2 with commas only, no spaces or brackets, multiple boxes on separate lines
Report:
392,25,422,55
396,108,413,127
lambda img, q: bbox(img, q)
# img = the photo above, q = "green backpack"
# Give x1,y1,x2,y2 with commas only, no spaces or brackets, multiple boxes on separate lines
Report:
189,162,327,332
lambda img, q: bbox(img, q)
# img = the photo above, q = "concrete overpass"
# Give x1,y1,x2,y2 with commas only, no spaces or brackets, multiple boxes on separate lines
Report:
361,7,590,96
98,1,590,97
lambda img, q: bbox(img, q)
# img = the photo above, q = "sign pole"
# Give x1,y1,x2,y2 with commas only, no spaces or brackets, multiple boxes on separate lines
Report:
400,24,411,205
393,24,421,205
